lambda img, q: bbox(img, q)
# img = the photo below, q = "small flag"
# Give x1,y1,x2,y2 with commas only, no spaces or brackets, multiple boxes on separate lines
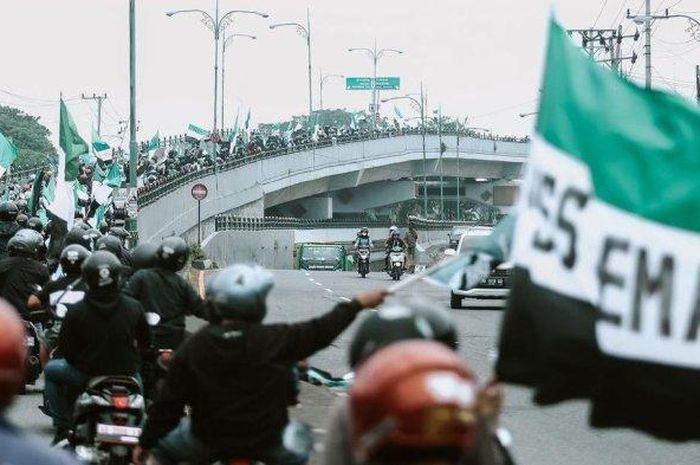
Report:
148,131,161,152
394,106,404,120
497,17,700,440
244,109,251,130
186,124,208,142
0,130,18,179
91,128,111,162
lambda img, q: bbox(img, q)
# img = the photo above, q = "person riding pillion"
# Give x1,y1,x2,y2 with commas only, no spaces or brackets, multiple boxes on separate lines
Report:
135,264,389,465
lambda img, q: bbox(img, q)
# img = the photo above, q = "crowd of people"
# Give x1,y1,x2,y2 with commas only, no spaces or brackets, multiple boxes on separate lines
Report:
0,192,514,464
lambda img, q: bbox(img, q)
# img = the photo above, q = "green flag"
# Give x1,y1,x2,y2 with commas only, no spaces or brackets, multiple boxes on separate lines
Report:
0,130,18,178
104,162,124,188
91,128,111,162
148,131,161,151
244,109,251,130
496,17,700,440
59,99,88,182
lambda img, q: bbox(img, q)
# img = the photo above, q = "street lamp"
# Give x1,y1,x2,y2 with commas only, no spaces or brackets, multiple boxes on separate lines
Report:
349,41,403,131
222,32,256,132
319,72,345,110
270,8,313,117
382,83,428,217
165,1,268,133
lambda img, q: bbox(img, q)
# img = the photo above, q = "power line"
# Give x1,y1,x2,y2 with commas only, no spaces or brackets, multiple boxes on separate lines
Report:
594,0,611,28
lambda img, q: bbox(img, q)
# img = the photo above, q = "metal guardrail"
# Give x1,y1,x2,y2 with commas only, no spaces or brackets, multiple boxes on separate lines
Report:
138,130,529,208
214,215,488,232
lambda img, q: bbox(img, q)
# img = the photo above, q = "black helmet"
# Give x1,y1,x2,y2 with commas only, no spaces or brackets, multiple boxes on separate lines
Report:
156,237,189,271
15,214,28,228
60,244,91,277
95,235,122,259
108,227,130,244
407,297,459,350
206,264,274,322
348,300,458,368
81,250,122,291
27,217,43,233
7,229,44,258
15,199,27,213
0,201,18,221
65,227,95,250
131,242,159,271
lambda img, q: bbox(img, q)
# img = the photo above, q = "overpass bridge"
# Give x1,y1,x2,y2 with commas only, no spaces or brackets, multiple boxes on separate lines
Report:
137,133,529,242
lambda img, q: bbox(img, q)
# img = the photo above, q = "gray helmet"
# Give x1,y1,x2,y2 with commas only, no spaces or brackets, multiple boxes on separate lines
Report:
8,229,45,257
389,225,398,234
206,264,274,322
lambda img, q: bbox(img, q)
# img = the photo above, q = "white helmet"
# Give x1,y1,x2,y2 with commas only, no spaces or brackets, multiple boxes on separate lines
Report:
389,225,398,234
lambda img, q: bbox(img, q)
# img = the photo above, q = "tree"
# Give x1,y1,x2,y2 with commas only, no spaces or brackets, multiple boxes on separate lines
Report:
0,105,56,170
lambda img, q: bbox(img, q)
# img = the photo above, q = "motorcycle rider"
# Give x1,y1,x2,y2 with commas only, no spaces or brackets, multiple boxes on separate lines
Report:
384,228,406,271
135,264,389,465
124,237,205,350
354,227,372,272
43,251,151,444
0,229,49,319
0,301,80,465
348,340,509,465
0,201,21,260
130,241,159,272
28,244,91,365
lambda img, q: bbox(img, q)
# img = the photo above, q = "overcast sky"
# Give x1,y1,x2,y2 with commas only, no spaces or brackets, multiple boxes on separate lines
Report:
2,0,699,148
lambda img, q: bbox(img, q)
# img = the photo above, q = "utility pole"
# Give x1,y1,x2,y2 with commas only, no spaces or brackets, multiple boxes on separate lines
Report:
128,0,138,234
696,65,700,104
644,0,652,88
81,93,108,136
568,27,638,73
438,106,443,220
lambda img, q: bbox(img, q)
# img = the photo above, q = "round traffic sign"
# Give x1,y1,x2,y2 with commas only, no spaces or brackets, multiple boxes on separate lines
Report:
191,183,208,201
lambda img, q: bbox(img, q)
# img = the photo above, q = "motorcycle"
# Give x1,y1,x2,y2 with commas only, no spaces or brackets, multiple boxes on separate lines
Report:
141,347,174,404
23,316,43,391
356,246,370,278
71,376,145,465
387,246,406,281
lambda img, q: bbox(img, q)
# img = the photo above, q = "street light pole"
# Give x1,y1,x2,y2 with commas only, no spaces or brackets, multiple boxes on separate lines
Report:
166,3,268,133
270,8,313,116
382,83,427,218
222,32,256,132
438,106,443,220
128,0,138,195
348,43,403,131
319,72,345,110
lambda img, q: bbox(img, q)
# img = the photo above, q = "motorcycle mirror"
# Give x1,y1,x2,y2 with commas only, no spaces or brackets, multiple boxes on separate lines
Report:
55,304,68,319
282,420,314,457
145,312,161,326
444,248,457,257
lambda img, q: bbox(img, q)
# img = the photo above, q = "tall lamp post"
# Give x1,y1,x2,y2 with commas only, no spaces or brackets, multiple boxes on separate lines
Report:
349,41,403,131
270,8,313,116
382,83,428,217
166,1,268,133
319,72,344,110
222,32,256,132
456,121,490,221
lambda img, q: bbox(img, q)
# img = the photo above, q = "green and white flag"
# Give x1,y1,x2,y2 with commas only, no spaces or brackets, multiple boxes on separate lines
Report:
91,128,111,162
0,130,18,179
496,18,700,440
244,109,251,130
59,99,89,182
148,131,160,152
186,124,208,142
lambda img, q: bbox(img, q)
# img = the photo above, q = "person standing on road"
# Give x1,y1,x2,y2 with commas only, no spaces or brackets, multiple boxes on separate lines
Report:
404,220,418,273
124,237,206,350
0,300,80,465
134,264,390,465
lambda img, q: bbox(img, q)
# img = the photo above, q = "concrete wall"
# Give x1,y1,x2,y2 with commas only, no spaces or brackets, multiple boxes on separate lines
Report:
138,135,528,242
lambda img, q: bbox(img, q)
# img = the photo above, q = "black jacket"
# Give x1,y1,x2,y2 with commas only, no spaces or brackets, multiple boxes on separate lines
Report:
0,257,49,318
58,290,150,376
140,299,363,459
0,221,20,260
124,268,205,348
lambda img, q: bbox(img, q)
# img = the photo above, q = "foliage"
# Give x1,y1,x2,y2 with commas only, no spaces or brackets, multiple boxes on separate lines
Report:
189,241,206,262
0,105,56,169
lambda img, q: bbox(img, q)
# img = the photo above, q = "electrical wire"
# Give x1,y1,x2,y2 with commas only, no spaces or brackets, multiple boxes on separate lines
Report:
594,0,610,28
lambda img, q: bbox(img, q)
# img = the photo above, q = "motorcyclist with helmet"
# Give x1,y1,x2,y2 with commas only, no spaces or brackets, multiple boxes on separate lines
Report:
321,298,461,465
0,201,21,260
347,340,509,465
27,217,44,234
124,237,205,350
0,229,49,319
43,251,151,444
0,300,80,465
15,214,29,229
384,226,406,271
28,244,91,365
354,227,372,271
129,241,159,272
135,264,389,465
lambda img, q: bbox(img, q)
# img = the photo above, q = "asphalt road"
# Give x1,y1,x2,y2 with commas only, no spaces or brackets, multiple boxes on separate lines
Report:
8,269,700,464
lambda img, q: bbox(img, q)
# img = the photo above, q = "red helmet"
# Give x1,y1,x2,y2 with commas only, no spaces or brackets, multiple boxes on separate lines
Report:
350,340,479,463
0,300,26,408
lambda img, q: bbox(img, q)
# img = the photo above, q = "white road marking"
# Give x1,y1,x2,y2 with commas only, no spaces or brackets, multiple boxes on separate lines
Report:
339,297,351,302
324,288,334,293
314,282,323,286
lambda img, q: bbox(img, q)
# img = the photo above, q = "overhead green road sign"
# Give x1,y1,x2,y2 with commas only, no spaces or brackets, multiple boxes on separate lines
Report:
346,77,401,90
375,77,400,90
346,77,373,90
